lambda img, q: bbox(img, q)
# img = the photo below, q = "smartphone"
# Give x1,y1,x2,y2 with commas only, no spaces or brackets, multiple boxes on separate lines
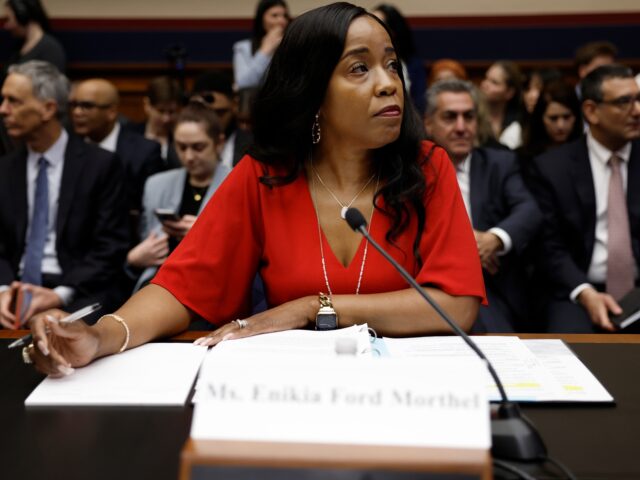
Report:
154,208,181,222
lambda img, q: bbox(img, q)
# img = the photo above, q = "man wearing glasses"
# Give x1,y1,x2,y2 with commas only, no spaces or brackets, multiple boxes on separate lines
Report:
531,64,640,332
70,79,164,247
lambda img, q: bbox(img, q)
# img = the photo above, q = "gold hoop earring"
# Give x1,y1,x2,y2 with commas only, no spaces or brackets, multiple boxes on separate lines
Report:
311,113,321,144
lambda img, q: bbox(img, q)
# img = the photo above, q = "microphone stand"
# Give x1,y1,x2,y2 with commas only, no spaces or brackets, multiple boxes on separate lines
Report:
344,208,547,462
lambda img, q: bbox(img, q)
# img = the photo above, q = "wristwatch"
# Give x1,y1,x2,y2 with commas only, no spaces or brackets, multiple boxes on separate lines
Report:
315,292,338,330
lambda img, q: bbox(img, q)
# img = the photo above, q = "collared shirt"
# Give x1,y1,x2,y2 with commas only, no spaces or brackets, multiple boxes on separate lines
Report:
455,153,512,255
20,129,74,304
570,132,636,301
97,122,120,153
219,130,237,170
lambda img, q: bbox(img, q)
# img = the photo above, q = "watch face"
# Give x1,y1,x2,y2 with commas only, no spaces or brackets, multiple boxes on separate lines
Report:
316,312,337,330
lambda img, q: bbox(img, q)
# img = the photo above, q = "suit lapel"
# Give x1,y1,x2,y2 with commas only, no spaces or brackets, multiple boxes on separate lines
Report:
57,136,84,235
469,150,484,229
10,147,29,248
569,137,596,254
627,141,640,259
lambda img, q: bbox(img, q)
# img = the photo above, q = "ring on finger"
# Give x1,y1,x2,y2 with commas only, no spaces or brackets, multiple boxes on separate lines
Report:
22,343,34,364
233,319,249,329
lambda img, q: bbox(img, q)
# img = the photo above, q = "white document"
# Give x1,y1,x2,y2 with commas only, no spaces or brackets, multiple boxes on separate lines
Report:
192,355,490,450
522,339,613,402
384,335,612,403
25,343,208,406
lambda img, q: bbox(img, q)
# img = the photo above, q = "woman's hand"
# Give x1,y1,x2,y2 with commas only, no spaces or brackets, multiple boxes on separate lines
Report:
28,310,101,377
259,26,284,56
194,296,319,347
162,215,197,241
127,231,169,268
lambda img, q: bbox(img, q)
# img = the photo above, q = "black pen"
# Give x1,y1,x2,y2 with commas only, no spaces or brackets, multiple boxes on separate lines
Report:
7,303,102,349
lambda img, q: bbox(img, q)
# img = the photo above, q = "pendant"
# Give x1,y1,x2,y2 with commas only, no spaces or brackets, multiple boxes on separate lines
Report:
340,206,348,219
194,193,202,201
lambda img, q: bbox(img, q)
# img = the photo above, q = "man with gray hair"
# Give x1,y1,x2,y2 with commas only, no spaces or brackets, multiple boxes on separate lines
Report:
424,78,542,332
0,60,129,329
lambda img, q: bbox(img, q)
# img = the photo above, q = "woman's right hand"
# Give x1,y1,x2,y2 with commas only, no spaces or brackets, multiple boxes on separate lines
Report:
127,231,169,268
29,310,101,377
259,26,284,55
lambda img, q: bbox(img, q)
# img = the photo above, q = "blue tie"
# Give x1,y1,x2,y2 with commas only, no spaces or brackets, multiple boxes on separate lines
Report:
22,157,49,285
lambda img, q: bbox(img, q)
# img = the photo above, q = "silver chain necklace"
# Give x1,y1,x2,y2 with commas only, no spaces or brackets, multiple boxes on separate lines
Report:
310,166,379,298
311,163,376,219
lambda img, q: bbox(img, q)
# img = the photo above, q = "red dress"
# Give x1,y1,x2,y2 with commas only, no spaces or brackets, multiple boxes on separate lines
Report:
153,141,486,325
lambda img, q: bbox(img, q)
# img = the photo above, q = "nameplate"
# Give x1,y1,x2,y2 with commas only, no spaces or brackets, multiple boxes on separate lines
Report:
191,356,490,450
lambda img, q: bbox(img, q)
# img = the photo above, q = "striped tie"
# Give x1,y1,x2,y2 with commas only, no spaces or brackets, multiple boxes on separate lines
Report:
606,155,635,300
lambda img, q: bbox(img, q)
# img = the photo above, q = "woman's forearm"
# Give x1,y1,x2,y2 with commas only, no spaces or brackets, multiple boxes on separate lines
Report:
332,288,479,337
94,284,191,358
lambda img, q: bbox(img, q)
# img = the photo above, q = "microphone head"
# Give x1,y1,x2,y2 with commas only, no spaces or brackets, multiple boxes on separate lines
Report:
344,208,367,231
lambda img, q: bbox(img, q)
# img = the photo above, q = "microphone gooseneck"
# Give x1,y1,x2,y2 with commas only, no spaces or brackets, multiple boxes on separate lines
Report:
344,207,547,462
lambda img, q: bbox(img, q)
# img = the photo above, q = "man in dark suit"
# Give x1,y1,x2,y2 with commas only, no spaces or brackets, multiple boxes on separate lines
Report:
70,78,164,245
0,61,129,328
425,79,543,332
531,64,640,332
190,70,253,168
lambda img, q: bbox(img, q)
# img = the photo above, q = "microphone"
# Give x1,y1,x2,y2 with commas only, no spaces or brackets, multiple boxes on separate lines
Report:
344,207,547,462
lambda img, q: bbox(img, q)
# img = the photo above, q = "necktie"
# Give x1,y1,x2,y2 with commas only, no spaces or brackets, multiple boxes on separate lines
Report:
606,155,635,300
21,157,49,286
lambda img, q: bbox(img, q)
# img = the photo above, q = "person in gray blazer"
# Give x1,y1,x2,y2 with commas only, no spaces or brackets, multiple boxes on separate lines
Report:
126,103,231,292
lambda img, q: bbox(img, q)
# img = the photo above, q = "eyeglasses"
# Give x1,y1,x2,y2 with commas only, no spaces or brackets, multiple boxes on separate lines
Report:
596,93,640,111
68,101,112,111
191,92,232,116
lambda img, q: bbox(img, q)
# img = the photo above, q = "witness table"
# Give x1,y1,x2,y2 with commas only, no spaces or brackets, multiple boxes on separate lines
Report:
1,331,639,480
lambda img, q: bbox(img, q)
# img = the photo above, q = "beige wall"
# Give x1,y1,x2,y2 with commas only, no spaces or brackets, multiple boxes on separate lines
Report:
43,0,640,19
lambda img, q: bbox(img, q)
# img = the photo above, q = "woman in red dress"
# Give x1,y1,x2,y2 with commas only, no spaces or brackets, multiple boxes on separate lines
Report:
27,3,484,375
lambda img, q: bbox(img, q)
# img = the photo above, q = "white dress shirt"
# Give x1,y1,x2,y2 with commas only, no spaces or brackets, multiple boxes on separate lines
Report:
455,154,512,255
219,130,237,170
570,132,637,301
97,122,120,153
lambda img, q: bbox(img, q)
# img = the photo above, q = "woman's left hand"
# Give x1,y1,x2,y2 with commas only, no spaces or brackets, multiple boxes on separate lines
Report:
194,296,319,347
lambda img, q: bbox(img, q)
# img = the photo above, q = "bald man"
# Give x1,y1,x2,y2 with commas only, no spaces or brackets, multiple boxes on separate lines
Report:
70,79,164,246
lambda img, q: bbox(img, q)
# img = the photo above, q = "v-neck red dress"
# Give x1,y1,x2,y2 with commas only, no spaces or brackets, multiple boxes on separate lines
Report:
152,141,485,326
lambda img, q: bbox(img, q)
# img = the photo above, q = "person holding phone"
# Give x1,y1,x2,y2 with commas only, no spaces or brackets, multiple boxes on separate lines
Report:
125,103,230,291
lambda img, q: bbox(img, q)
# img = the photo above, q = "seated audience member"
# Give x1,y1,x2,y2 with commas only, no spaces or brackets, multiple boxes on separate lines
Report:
70,79,164,246
425,79,542,332
481,61,525,149
428,59,468,86
236,87,259,132
25,3,485,375
233,0,290,89
190,70,253,168
372,3,426,114
0,61,128,328
2,0,66,80
530,64,640,332
522,68,563,115
521,79,582,161
127,76,182,169
574,41,617,99
127,103,230,293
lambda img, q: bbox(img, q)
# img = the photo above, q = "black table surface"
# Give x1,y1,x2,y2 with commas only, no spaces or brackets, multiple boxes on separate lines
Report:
1,338,639,480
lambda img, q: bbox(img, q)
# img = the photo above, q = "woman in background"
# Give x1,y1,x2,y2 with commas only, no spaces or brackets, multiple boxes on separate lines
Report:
481,60,524,149
232,0,290,89
520,79,582,159
372,3,426,114
126,103,230,294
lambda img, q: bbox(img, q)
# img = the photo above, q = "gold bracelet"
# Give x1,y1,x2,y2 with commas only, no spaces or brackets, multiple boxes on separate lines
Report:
97,314,130,353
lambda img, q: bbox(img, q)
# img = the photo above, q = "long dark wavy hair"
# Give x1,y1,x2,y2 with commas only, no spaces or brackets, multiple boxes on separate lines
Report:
249,2,430,266
250,0,290,55
522,79,582,157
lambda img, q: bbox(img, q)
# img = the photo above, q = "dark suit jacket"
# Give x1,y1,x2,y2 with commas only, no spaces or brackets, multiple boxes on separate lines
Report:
530,137,640,298
115,128,164,243
0,134,129,304
469,148,543,319
232,128,253,167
